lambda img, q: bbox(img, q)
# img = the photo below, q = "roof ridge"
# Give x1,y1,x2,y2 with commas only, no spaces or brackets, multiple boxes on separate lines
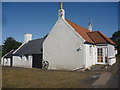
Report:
65,19,90,32
28,37,45,42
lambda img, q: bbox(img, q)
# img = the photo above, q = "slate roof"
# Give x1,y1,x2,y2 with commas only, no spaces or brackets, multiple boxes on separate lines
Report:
14,37,45,55
66,19,115,45
4,49,15,58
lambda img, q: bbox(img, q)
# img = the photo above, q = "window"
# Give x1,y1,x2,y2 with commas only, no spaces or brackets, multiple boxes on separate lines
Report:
26,55,29,60
97,48,103,62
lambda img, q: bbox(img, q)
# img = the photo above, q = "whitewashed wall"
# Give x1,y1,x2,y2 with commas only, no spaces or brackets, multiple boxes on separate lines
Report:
1,58,3,65
13,55,32,68
115,49,118,55
84,44,96,68
93,45,97,65
108,44,116,65
43,19,85,70
2,58,11,66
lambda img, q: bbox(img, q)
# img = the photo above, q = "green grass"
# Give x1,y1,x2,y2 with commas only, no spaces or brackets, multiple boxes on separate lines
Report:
3,57,119,88
2,66,101,88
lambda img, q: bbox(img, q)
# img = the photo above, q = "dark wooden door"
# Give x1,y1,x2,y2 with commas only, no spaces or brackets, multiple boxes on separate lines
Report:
32,54,42,69
10,57,12,66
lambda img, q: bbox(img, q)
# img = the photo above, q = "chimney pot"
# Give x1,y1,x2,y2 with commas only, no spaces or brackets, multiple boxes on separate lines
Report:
24,33,32,43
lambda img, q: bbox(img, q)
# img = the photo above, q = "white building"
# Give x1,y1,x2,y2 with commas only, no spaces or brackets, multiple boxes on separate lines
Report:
2,3,117,70
1,49,15,66
2,33,46,69
43,3,116,70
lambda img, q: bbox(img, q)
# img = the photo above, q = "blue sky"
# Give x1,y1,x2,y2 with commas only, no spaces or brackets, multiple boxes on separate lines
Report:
2,2,118,44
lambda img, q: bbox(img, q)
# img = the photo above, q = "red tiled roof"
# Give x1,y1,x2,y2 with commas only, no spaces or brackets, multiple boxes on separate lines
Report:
87,31,115,45
65,19,115,45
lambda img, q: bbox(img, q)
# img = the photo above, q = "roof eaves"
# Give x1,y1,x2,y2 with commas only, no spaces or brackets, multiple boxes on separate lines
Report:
13,43,25,54
3,49,15,58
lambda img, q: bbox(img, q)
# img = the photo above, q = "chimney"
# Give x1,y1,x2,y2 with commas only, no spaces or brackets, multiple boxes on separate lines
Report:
24,33,32,43
88,22,92,32
88,18,93,32
58,2,65,19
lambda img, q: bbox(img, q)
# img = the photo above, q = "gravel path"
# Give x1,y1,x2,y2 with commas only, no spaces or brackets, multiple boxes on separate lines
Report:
92,72,112,88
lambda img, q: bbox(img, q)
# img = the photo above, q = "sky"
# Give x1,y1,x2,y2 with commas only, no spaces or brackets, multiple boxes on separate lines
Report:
2,2,118,44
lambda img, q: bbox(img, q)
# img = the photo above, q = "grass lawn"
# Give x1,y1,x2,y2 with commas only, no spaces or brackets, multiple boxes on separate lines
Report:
2,57,119,88
2,66,102,88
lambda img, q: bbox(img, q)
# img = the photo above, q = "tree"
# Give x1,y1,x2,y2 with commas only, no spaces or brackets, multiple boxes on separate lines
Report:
2,37,22,56
110,30,120,56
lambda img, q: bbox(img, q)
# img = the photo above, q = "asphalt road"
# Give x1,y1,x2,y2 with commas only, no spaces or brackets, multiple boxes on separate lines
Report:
103,69,119,88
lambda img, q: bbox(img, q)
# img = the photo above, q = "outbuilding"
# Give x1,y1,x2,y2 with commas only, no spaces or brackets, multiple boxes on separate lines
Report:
13,36,45,69
1,49,15,66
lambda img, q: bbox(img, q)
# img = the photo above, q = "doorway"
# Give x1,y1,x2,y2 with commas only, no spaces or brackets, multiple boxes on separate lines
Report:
32,54,42,69
97,47,108,64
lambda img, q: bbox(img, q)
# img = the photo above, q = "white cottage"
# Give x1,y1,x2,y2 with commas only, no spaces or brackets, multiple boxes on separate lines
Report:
12,34,46,68
2,33,46,68
43,3,116,70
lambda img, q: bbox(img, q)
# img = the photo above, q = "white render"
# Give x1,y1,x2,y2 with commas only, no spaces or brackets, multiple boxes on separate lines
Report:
1,58,3,65
58,3,65,19
1,49,14,66
24,33,32,43
108,44,116,65
1,58,11,66
58,9,65,19
43,18,86,70
13,55,33,68
84,44,97,68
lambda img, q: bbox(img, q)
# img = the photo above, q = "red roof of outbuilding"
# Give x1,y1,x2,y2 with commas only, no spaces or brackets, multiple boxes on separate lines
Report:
65,19,115,45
